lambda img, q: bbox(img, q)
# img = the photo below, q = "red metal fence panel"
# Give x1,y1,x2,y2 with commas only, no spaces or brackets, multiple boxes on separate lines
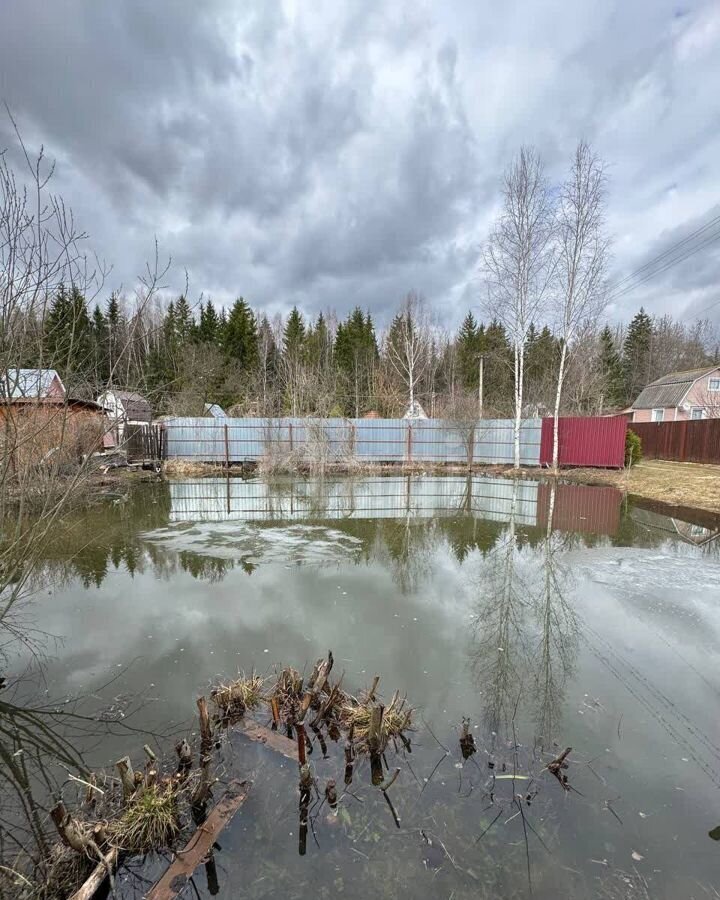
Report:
630,419,720,464
540,417,626,468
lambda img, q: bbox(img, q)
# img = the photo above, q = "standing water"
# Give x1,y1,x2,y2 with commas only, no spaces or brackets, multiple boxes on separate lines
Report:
2,474,720,898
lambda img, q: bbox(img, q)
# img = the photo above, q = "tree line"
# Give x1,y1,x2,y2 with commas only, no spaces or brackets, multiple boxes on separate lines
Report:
17,283,717,421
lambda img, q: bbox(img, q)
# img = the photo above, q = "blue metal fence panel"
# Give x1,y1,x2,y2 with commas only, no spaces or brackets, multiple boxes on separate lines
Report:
162,416,542,466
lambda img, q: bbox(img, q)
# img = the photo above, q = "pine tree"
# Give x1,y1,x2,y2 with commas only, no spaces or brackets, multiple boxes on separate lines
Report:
306,313,332,370
222,298,258,372
622,307,653,404
599,326,625,408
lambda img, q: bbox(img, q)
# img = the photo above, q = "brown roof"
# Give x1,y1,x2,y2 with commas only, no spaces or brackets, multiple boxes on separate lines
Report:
112,390,152,422
632,366,719,410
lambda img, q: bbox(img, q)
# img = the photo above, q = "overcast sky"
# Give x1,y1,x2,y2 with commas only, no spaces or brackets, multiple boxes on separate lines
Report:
1,0,719,327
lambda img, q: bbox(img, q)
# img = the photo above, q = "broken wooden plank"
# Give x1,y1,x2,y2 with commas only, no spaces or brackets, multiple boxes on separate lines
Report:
234,718,299,761
68,849,119,900
145,779,251,900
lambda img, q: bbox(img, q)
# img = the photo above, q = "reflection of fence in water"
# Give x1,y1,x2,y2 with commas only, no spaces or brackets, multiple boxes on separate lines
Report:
168,477,541,526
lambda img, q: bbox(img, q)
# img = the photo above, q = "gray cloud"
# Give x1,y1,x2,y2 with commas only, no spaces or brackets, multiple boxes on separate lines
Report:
1,0,719,326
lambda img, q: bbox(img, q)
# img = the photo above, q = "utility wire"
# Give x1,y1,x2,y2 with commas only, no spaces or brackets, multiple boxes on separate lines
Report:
605,214,720,305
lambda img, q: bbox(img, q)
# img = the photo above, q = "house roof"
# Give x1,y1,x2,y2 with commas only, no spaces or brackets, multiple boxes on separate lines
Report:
0,368,64,399
107,390,152,422
632,366,719,410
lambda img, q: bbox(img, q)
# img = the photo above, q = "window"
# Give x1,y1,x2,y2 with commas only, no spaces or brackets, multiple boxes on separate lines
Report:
709,377,720,392
651,408,664,422
691,407,704,420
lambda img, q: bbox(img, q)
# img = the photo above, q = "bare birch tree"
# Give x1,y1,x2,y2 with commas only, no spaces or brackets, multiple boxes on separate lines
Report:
484,147,555,467
384,291,432,416
551,142,609,468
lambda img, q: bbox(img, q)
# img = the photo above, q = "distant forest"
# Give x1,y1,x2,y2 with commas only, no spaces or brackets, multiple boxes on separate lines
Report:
17,285,718,418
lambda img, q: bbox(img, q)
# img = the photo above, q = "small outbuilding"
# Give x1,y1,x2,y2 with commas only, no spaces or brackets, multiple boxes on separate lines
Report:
97,389,153,447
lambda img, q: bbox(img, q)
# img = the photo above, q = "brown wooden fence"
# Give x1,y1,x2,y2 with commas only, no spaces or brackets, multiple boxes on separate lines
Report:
630,419,720,464
124,423,164,462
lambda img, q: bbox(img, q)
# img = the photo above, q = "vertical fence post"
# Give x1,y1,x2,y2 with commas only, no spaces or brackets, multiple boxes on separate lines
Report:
349,421,356,457
406,422,413,466
224,423,230,471
289,422,294,452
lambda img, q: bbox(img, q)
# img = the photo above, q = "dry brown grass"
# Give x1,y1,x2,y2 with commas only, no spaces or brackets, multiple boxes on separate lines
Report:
340,692,413,755
561,461,720,514
211,673,266,717
163,459,228,477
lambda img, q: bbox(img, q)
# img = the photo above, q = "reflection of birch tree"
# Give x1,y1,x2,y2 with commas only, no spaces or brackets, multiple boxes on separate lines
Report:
531,484,578,749
470,481,531,735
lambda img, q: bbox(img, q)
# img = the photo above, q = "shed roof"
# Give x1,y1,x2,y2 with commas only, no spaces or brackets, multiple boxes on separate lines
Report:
632,366,719,409
0,368,64,399
204,402,227,418
108,390,152,422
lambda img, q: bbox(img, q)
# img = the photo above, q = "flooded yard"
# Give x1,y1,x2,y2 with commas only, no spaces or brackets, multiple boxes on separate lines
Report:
3,474,720,898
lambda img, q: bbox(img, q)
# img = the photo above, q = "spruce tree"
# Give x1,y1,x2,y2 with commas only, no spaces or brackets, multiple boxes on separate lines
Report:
457,312,482,390
283,306,307,359
199,300,220,345
622,307,653,403
599,325,625,407
222,298,258,372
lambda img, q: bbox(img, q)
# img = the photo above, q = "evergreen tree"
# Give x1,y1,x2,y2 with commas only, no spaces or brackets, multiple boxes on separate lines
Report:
105,293,123,383
306,312,332,370
174,295,194,344
599,326,625,408
456,312,484,390
44,284,93,383
199,300,220,345
222,298,258,372
334,307,378,415
622,307,653,403
283,306,307,359
91,304,109,386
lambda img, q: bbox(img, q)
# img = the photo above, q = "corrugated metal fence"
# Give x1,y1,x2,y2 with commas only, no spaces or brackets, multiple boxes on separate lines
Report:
162,417,543,466
540,416,627,468
630,419,720,464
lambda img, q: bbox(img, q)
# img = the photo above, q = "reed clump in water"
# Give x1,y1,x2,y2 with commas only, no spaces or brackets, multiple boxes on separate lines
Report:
211,673,265,718
107,782,180,852
340,690,413,755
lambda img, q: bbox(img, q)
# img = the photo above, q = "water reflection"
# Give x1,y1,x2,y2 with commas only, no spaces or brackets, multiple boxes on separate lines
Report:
469,483,579,745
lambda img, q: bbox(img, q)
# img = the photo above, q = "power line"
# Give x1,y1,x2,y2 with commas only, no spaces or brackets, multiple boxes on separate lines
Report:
606,211,720,305
607,227,720,304
609,212,720,292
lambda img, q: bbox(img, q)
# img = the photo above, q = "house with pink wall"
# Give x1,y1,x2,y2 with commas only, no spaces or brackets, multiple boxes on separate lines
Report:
631,366,720,423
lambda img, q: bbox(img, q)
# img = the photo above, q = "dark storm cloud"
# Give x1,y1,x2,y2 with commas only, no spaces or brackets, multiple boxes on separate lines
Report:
1,0,719,326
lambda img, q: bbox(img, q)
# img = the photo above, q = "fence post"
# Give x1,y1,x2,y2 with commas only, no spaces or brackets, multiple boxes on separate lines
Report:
224,423,230,471
349,421,356,457
406,422,413,466
289,422,294,452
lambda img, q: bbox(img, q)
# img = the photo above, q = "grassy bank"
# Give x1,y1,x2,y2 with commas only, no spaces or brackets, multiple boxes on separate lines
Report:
530,460,720,516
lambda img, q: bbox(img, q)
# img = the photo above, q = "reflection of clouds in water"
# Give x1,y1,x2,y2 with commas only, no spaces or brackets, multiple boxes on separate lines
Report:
142,521,364,566
571,546,720,649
